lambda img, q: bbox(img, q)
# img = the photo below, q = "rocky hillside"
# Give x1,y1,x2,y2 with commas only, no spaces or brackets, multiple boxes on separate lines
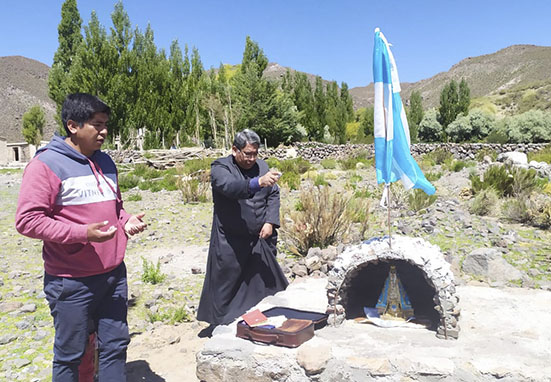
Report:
0,56,57,142
351,44,551,110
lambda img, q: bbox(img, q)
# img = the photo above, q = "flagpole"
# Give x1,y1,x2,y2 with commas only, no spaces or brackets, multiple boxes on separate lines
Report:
386,184,392,249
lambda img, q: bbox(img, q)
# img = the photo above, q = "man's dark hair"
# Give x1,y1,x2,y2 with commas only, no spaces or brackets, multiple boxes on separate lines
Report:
61,93,111,136
233,129,261,150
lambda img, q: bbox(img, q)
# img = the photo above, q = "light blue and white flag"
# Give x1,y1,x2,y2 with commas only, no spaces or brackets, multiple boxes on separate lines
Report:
373,28,435,206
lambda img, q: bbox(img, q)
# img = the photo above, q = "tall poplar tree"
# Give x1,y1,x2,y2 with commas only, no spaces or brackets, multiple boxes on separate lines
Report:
438,79,459,134
217,63,234,145
68,12,117,99
131,25,171,148
168,40,187,147
313,76,326,140
187,47,206,144
324,81,341,142
106,1,133,143
292,72,315,137
22,106,46,146
458,78,471,116
233,36,298,146
48,0,82,128
407,91,424,143
339,82,354,122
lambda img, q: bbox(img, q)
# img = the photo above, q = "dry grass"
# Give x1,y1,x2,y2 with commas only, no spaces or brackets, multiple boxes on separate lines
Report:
280,185,371,255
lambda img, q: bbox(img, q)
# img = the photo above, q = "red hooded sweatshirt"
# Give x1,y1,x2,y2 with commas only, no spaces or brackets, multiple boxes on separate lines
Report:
15,134,131,277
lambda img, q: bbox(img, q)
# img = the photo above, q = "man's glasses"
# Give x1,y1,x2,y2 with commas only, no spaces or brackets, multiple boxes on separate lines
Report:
239,149,258,158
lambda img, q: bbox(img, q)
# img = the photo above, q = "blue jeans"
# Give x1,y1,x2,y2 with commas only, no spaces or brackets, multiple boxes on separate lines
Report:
44,263,129,382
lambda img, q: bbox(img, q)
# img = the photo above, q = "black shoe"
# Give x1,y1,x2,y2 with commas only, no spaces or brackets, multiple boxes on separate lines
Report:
198,324,217,338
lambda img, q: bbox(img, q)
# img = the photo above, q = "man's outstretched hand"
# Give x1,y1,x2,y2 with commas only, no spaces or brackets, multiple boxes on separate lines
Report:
87,221,117,243
125,212,147,236
258,171,281,187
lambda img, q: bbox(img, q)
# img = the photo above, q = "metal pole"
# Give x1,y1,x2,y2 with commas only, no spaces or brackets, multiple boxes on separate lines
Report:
387,184,392,249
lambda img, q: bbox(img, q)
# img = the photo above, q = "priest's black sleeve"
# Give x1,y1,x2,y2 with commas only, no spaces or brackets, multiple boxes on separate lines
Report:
265,184,280,228
210,159,250,199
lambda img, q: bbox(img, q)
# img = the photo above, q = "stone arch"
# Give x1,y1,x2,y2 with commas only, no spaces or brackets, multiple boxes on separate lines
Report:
326,235,460,339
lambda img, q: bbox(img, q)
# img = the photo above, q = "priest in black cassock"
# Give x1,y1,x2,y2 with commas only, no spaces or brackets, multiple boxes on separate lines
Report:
197,129,288,328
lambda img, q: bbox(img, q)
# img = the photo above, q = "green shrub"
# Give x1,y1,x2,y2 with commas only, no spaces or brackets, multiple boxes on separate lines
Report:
141,258,166,284
485,127,509,144
279,171,301,190
265,157,281,169
126,193,142,202
295,158,312,174
279,158,311,174
148,182,163,193
182,158,215,174
133,163,161,179
448,160,469,172
294,200,304,211
346,173,363,190
147,306,193,324
0,168,22,175
314,174,328,186
147,310,170,323
339,156,371,171
178,171,210,203
354,188,374,199
511,167,538,197
170,306,193,323
281,186,361,255
347,197,371,239
138,180,154,191
528,144,551,164
502,198,532,224
427,148,454,165
158,174,179,191
408,189,437,212
475,147,498,162
425,171,443,181
118,174,140,192
469,188,499,216
320,159,337,169
470,165,513,197
532,202,551,229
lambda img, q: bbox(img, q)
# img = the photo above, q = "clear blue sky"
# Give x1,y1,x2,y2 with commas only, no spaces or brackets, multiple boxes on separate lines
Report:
2,0,551,88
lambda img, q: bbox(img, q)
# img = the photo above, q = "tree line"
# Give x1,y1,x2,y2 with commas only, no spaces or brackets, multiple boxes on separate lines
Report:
40,0,355,149
21,0,551,147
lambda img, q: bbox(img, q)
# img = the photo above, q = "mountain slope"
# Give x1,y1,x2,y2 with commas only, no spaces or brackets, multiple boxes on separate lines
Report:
350,44,551,110
0,56,57,142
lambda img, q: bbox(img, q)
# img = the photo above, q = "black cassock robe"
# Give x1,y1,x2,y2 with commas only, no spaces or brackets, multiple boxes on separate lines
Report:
197,155,288,325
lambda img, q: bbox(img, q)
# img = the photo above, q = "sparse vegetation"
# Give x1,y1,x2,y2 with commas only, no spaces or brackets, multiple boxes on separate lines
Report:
320,158,337,169
178,171,210,203
408,189,437,212
126,193,142,201
528,144,551,163
279,171,301,190
141,257,166,284
469,188,499,216
475,147,498,162
281,186,360,255
470,165,513,197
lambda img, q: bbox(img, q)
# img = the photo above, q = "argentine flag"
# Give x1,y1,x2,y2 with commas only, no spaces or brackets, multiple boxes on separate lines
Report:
373,28,435,201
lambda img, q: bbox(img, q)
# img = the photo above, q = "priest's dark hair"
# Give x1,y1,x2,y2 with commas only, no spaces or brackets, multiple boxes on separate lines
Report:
233,129,260,150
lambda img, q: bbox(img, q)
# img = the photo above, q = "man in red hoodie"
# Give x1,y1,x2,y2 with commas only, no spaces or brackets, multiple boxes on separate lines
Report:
16,93,146,381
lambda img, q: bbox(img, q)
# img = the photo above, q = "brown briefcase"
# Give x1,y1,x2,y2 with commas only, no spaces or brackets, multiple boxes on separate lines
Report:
236,307,328,348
